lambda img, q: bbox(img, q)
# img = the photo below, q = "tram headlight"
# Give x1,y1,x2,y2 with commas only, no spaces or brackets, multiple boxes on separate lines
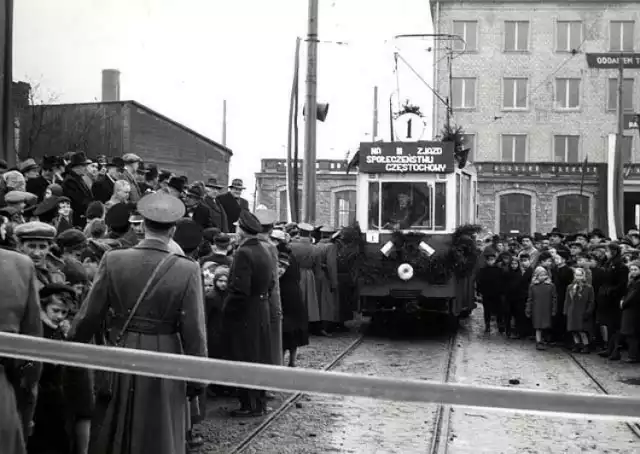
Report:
397,263,414,281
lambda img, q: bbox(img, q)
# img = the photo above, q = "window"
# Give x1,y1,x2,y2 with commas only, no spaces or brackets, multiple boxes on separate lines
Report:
451,78,476,109
555,78,580,109
554,135,580,162
610,21,635,52
499,193,532,234
622,135,633,164
461,134,476,162
368,181,446,231
608,78,634,112
556,194,589,232
505,21,529,51
501,135,527,162
453,20,478,51
503,78,528,109
334,189,356,228
556,21,582,52
279,190,301,223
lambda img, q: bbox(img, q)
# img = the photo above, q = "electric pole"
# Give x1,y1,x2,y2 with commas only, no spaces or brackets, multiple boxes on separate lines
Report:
372,86,379,139
0,0,14,167
302,0,319,224
615,55,625,237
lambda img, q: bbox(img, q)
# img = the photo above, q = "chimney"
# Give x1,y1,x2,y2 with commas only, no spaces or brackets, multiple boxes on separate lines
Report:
101,69,120,102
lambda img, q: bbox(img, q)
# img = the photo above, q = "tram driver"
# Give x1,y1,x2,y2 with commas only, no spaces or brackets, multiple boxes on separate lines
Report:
369,182,431,230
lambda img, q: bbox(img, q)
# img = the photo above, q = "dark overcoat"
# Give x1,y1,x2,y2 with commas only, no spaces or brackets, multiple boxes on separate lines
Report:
596,258,628,327
564,284,595,332
280,253,309,349
526,282,557,330
69,239,208,454
621,277,640,336
26,175,51,202
92,175,115,203
203,195,229,233
0,249,43,454
222,237,274,364
62,169,93,228
216,192,249,232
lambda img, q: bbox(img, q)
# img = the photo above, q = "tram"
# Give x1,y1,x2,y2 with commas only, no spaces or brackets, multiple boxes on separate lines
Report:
351,140,480,320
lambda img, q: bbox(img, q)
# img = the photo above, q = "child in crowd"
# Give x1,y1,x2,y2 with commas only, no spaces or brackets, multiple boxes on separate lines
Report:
526,266,557,350
564,267,595,353
476,252,505,333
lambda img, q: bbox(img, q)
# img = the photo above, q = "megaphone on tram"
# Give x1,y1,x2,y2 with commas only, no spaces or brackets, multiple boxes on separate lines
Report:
303,102,329,122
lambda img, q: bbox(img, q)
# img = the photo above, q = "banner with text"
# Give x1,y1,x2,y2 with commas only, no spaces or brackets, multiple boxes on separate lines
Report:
358,141,455,174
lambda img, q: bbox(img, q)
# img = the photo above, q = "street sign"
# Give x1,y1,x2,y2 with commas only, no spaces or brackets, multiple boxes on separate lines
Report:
358,141,455,174
624,113,639,130
394,113,427,142
586,53,640,69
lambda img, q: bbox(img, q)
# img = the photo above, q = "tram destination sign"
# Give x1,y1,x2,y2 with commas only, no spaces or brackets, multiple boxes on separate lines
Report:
358,141,455,174
586,53,640,69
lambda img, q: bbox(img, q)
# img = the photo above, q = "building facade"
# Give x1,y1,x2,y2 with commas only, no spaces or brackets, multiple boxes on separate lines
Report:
19,100,232,185
255,158,357,227
432,0,640,234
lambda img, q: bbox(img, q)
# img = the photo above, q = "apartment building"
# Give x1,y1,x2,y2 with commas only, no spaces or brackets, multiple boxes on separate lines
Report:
432,0,640,234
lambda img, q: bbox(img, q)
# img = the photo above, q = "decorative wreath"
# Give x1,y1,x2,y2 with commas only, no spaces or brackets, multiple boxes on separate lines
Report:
337,224,482,285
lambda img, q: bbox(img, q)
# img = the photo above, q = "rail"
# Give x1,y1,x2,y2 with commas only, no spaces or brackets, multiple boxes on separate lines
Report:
1,332,640,421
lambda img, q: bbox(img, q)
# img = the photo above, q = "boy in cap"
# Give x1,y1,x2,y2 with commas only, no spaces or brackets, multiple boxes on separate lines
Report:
223,210,275,417
15,221,66,289
69,191,208,454
199,233,231,267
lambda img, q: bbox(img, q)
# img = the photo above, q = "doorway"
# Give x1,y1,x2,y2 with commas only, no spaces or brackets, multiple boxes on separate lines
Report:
623,192,640,231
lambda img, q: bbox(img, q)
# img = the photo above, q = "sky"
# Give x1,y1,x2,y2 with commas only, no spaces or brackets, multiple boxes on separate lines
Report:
15,0,434,202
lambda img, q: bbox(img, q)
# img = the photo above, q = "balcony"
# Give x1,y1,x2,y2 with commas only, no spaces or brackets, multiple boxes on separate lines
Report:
260,158,350,174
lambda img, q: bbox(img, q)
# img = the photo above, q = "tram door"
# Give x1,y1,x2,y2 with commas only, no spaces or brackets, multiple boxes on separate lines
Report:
624,192,640,231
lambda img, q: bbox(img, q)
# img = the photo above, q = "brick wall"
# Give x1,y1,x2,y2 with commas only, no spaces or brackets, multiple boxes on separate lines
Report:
256,169,357,226
434,1,640,163
129,103,230,184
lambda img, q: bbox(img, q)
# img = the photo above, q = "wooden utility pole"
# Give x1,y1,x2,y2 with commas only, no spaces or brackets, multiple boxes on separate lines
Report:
302,0,319,224
372,86,379,139
286,37,301,223
615,55,625,236
0,0,13,167
222,99,227,147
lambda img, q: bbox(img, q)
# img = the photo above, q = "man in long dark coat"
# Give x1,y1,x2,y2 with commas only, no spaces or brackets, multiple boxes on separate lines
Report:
223,210,274,417
216,178,249,232
92,157,124,203
69,191,208,454
203,178,228,232
62,151,94,228
0,243,43,454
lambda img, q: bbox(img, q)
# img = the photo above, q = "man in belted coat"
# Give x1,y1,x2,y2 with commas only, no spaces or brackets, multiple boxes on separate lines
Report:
222,210,275,417
203,177,228,232
69,191,208,454
216,178,249,232
61,151,94,228
256,208,283,366
0,244,43,454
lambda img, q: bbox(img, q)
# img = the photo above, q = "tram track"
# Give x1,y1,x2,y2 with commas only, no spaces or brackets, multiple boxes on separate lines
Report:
566,351,640,440
226,334,365,454
428,326,459,454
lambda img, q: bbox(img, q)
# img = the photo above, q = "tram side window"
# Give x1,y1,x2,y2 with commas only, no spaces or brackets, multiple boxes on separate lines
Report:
435,182,447,230
368,182,380,229
378,182,433,230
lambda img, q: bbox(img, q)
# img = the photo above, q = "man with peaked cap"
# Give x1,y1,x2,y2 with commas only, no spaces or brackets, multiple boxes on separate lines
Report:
69,191,207,454
0,237,43,454
290,222,321,332
4,190,37,224
315,223,341,334
203,177,228,232
319,225,336,243
255,207,283,366
199,233,232,267
118,153,143,202
62,151,93,228
15,221,66,290
92,157,124,203
222,210,275,417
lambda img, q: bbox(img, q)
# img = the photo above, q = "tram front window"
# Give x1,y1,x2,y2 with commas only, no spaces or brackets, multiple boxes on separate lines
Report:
368,181,446,230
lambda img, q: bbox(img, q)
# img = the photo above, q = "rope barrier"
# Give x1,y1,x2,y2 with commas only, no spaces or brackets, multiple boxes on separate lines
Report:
1,332,640,420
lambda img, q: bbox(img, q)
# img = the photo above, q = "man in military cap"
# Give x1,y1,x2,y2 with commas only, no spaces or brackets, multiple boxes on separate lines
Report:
223,210,275,417
255,208,283,366
315,225,340,334
290,222,321,333
69,191,207,454
119,153,143,202
15,221,66,290
0,243,43,454
319,225,336,243
199,232,231,267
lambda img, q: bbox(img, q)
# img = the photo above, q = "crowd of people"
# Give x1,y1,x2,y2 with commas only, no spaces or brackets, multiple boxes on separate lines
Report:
0,152,356,454
476,228,640,359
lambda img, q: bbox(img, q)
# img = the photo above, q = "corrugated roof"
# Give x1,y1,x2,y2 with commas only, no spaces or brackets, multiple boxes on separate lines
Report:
31,99,233,156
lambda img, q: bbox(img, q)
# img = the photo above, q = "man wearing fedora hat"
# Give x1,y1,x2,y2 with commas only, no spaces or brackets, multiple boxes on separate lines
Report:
92,157,124,203
25,156,58,202
203,177,228,232
61,152,94,228
216,178,249,232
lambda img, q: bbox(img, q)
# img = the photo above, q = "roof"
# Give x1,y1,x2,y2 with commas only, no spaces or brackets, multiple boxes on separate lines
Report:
29,100,233,156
